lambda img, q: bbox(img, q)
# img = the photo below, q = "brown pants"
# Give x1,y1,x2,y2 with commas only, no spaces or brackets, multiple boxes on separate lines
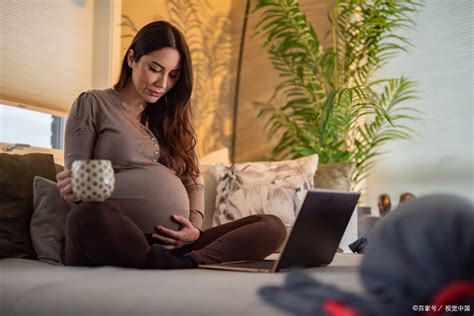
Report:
63,201,287,268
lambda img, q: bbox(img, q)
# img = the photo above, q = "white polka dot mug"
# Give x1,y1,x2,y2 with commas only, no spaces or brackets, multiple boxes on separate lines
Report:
71,160,115,202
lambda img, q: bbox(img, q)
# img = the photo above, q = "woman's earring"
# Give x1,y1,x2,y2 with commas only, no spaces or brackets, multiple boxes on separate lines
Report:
164,95,168,104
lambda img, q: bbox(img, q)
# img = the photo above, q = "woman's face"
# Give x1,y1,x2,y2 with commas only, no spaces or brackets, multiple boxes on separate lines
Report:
128,47,181,104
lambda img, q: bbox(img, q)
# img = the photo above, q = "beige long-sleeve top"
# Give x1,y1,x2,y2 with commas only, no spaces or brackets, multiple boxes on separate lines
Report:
65,88,204,233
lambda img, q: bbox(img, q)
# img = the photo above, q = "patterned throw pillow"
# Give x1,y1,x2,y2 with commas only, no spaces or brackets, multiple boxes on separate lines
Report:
212,155,318,230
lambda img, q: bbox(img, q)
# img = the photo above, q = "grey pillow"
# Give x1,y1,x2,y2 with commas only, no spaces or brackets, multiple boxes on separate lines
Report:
30,176,73,265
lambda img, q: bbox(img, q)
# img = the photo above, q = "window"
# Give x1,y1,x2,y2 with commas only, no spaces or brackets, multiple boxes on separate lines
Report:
366,1,473,212
0,104,65,150
0,0,120,166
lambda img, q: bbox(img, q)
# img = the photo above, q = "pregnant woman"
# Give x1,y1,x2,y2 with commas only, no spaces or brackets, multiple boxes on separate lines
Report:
56,20,286,269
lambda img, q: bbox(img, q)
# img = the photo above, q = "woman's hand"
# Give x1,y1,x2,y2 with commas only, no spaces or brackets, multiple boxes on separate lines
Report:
152,215,200,250
56,168,79,202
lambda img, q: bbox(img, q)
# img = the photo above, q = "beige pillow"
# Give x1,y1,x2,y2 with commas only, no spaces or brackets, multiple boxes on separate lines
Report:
314,162,355,191
30,176,73,265
201,164,219,230
212,154,318,229
200,148,230,230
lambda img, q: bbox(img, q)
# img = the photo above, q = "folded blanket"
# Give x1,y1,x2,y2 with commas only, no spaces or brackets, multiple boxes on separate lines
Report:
260,271,382,315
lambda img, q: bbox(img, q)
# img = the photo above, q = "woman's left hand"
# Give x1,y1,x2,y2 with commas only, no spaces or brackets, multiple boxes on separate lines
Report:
152,215,200,250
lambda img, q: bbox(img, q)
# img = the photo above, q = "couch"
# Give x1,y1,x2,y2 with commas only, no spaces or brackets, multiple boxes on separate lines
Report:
0,150,364,316
1,254,364,315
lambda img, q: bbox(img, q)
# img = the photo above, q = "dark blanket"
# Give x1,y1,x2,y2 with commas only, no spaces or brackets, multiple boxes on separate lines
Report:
260,194,474,315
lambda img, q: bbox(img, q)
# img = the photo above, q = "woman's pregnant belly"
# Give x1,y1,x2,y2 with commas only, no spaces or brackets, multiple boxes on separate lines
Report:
109,165,190,233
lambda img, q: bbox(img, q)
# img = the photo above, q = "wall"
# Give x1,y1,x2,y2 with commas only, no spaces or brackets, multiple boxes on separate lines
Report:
121,0,337,161
366,1,474,213
238,0,473,212
121,0,246,158
234,0,336,162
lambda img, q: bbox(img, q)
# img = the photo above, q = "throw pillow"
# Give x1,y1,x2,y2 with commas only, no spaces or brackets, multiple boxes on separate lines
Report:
0,153,57,259
314,162,355,191
200,147,230,230
30,177,73,265
212,154,318,230
201,164,219,230
54,163,64,174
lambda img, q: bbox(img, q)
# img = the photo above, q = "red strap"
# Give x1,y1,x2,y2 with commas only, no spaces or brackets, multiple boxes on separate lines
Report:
425,281,474,316
323,300,359,316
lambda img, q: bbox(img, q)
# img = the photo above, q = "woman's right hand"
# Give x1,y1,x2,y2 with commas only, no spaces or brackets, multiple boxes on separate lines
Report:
56,168,79,202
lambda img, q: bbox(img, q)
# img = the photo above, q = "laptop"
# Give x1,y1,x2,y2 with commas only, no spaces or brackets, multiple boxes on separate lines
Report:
199,189,360,273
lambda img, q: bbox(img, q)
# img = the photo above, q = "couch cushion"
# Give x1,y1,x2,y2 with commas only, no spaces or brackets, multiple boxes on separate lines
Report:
0,254,363,316
212,155,318,230
54,163,64,174
30,177,73,265
0,153,56,259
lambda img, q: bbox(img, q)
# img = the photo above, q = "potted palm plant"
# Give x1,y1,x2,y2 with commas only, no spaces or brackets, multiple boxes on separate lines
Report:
253,0,421,187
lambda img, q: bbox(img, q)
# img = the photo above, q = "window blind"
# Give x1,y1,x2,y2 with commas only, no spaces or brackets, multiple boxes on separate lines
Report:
0,0,120,115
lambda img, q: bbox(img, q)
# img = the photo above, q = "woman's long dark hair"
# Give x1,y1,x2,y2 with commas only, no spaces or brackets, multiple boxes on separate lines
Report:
114,21,199,183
